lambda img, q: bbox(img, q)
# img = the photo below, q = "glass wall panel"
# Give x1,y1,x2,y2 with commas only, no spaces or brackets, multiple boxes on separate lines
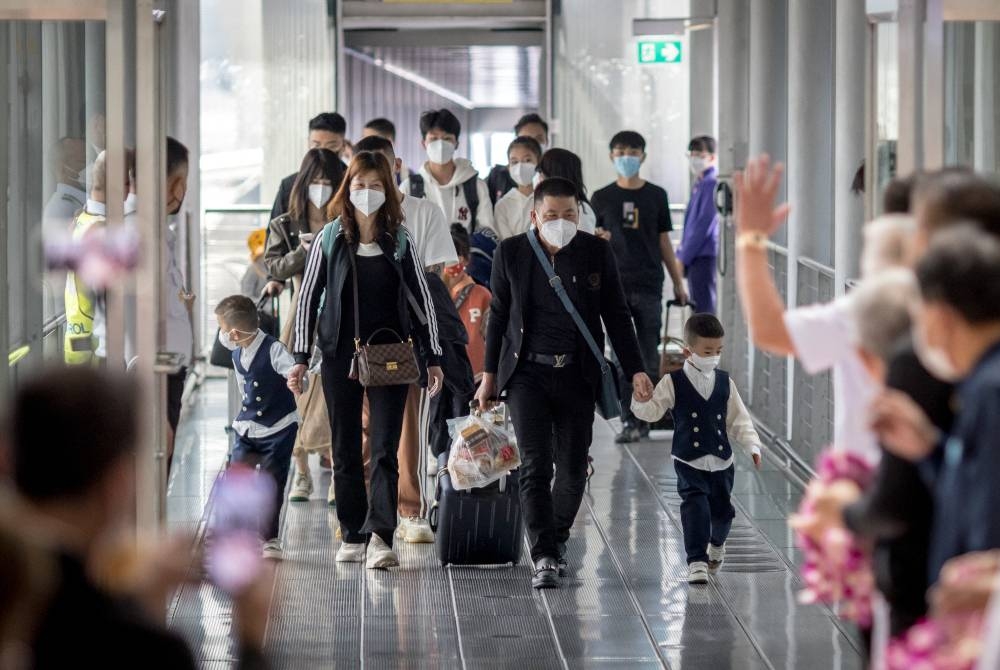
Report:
2,20,106,379
873,21,899,215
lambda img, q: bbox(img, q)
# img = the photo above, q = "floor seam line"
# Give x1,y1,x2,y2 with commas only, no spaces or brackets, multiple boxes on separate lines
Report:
524,535,571,670
446,567,468,670
620,441,779,670
581,495,671,669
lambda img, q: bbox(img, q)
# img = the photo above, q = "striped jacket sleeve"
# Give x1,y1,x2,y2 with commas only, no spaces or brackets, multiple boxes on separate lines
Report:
292,228,328,364
401,229,442,364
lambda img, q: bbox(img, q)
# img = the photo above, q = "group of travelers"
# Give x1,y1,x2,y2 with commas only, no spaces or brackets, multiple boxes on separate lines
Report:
228,107,727,586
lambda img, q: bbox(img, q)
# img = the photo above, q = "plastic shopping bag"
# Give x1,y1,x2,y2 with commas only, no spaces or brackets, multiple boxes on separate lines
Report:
446,408,520,491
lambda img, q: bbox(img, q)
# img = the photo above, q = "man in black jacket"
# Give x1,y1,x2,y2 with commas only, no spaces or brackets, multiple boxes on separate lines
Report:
475,178,653,589
269,112,347,221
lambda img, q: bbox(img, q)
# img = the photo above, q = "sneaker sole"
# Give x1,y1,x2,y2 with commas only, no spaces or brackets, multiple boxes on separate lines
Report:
403,530,435,544
335,551,365,563
288,495,311,502
367,556,399,570
532,577,560,589
687,575,709,585
263,550,283,560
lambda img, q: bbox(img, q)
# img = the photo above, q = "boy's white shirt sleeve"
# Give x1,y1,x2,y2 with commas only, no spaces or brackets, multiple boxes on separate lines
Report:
783,297,855,376
416,203,459,267
271,341,308,393
631,374,676,423
726,380,762,456
476,179,495,232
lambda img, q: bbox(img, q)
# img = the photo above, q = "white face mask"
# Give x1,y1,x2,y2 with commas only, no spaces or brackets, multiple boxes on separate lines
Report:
219,327,257,351
510,162,537,187
308,183,333,210
688,353,721,374
349,188,386,216
912,325,960,382
426,139,456,165
689,156,710,175
538,218,578,249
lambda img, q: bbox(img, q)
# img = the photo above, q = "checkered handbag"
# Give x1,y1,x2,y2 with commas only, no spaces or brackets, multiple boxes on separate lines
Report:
355,329,420,387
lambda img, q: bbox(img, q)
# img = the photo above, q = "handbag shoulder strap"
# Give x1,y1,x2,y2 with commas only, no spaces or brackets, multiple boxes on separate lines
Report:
454,282,475,310
525,231,608,374
384,250,428,327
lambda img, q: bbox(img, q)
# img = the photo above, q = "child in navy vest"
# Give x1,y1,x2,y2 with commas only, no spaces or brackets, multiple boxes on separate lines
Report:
215,294,303,559
631,313,763,584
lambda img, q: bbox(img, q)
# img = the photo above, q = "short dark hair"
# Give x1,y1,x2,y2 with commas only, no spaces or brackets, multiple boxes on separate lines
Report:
364,117,396,141
533,177,580,205
420,109,462,140
166,136,189,176
609,130,646,152
508,136,542,161
9,367,137,502
883,174,916,213
450,223,470,259
916,224,1000,324
215,294,260,332
684,313,725,345
309,112,347,136
354,135,395,158
514,113,548,136
688,135,716,154
914,168,1000,239
538,148,589,205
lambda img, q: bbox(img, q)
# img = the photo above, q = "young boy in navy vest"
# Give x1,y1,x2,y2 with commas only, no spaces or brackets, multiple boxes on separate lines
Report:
215,294,303,560
631,313,763,584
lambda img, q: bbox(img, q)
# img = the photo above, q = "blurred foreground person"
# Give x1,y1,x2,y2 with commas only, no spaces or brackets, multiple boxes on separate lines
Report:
3,367,271,669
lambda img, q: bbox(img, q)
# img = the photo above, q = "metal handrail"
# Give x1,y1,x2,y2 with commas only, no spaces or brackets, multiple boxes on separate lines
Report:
43,312,67,337
798,255,835,276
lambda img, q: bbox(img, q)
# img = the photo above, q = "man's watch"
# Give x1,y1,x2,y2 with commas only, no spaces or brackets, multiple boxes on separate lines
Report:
736,231,770,251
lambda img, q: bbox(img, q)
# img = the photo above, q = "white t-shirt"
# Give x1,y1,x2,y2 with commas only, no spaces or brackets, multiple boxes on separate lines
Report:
494,189,533,240
783,296,880,464
401,193,458,268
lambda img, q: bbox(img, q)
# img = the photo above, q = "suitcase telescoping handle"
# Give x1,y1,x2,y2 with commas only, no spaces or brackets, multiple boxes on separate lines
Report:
663,299,698,343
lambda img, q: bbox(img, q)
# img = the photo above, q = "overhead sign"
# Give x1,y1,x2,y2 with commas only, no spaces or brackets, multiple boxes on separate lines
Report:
637,39,682,64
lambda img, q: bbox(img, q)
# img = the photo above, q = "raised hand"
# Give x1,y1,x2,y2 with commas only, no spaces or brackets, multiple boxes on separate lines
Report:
733,154,791,237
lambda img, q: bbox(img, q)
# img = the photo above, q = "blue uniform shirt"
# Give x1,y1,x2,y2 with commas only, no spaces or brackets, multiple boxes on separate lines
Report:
678,166,719,265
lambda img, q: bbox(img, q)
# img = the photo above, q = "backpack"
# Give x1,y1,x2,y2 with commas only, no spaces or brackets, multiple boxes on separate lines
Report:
460,177,480,232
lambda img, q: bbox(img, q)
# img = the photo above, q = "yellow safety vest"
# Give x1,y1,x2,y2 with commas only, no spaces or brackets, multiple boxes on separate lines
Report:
64,210,104,365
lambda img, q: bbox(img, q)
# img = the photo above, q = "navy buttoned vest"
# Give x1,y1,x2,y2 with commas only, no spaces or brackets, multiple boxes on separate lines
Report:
669,369,732,461
232,333,297,427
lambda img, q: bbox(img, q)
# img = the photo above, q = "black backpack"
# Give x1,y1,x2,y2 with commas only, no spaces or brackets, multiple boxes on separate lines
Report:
460,177,480,232
409,172,425,199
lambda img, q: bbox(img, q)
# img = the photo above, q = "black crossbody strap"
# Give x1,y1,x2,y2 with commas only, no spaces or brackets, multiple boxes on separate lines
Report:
386,253,428,327
525,231,609,375
454,283,475,310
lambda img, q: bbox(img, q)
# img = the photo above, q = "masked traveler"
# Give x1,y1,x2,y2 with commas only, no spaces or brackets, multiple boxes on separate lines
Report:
537,148,597,236
475,177,652,589
264,148,347,504
486,113,550,205
289,151,444,570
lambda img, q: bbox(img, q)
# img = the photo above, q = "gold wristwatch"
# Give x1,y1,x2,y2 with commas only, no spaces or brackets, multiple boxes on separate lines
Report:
736,231,769,251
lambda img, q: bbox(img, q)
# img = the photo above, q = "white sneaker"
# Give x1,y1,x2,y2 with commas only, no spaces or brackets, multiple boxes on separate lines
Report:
262,538,283,560
327,480,336,507
366,534,399,570
288,472,313,502
707,543,726,572
395,516,434,544
687,561,709,585
335,541,366,563
427,454,439,477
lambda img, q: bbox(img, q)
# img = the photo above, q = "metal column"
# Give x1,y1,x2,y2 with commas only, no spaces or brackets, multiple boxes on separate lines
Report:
105,0,126,367
897,0,925,174
689,0,716,137
135,0,167,529
834,0,867,293
715,0,749,174
748,0,787,230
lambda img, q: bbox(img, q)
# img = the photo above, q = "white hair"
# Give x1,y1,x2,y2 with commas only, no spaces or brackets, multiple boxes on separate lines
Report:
849,268,918,361
860,214,916,278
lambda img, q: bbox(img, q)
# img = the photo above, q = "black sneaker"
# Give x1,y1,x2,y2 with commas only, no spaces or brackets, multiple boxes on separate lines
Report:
532,557,561,589
614,428,641,444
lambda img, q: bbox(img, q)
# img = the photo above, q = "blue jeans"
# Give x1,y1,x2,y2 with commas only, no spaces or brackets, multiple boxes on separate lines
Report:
616,291,662,431
674,460,736,564
685,256,717,315
232,423,298,541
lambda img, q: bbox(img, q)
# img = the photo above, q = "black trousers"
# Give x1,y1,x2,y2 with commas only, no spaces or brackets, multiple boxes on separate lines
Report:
615,291,662,431
428,383,474,458
507,361,595,562
232,423,298,541
673,460,736,564
321,356,409,546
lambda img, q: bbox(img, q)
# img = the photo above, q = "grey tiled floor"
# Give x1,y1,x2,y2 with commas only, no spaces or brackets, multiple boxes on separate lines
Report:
168,378,863,669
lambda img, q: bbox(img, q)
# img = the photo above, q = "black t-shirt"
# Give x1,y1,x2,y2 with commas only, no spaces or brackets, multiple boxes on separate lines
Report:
591,181,673,295
337,252,403,357
522,237,581,355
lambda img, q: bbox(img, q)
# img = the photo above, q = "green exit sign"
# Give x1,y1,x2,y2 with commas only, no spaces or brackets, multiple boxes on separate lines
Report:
637,40,682,64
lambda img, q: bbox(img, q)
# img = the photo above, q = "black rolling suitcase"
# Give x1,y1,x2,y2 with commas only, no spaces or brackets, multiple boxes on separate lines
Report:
429,452,523,566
